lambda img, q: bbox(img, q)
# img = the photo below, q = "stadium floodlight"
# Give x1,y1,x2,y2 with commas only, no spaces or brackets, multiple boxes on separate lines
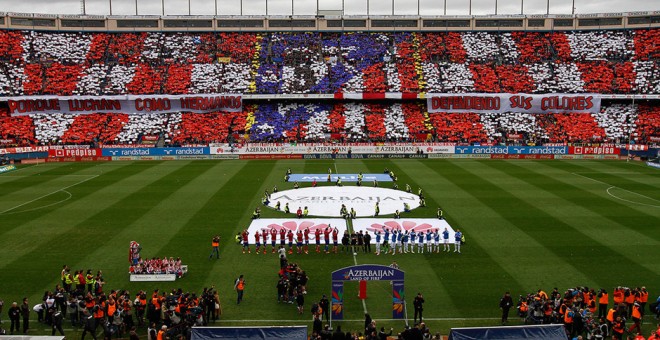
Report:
495,0,497,14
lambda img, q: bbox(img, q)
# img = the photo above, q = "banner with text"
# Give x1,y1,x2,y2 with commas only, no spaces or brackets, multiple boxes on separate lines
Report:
5,94,243,116
102,147,209,157
427,93,601,114
210,143,454,155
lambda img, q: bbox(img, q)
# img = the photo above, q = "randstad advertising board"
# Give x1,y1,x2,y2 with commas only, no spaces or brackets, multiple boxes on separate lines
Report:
453,146,568,155
102,147,209,157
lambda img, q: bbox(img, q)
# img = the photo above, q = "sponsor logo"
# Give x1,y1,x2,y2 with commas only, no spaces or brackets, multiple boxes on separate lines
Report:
0,164,17,173
129,274,177,282
342,269,396,281
268,187,419,217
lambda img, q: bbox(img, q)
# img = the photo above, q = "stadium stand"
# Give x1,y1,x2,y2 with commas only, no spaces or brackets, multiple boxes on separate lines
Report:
0,28,659,146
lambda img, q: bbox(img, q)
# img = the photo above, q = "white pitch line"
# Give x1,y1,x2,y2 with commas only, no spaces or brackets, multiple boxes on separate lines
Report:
2,190,74,215
348,215,368,315
571,172,660,205
606,187,660,208
0,175,98,214
207,317,502,322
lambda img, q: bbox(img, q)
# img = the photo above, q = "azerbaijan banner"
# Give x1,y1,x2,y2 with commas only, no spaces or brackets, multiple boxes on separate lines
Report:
4,94,243,116
427,93,601,114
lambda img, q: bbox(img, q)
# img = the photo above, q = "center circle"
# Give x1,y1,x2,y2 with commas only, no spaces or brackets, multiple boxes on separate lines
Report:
268,186,420,217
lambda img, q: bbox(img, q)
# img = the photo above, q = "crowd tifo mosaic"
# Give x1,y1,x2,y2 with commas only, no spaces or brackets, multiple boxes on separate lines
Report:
0,29,659,146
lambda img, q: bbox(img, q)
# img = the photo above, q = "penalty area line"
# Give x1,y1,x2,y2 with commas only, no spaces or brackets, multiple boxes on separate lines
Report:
0,175,98,214
571,172,660,207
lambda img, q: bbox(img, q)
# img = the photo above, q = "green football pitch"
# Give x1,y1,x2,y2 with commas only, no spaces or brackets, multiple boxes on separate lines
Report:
1,159,659,336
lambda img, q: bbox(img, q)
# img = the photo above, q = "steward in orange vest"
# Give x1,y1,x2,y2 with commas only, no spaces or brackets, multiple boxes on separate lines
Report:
598,289,609,319
613,287,624,305
627,303,642,335
612,316,625,340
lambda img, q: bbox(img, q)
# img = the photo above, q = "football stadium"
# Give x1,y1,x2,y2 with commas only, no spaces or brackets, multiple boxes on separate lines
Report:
0,1,659,339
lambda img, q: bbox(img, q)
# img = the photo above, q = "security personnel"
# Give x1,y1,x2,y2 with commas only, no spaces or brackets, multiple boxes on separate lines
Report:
613,287,624,306
637,286,649,315
357,173,363,181
437,207,444,220
394,210,401,219
374,202,380,217
275,201,281,210
419,197,426,207
284,203,290,214
86,270,95,294
209,235,220,260
336,178,342,186
234,275,246,304
625,288,636,317
64,272,74,292
303,207,309,217
627,302,642,334
564,307,575,337
157,325,167,340
406,184,412,193
598,289,609,318
392,182,398,190
611,316,625,340
350,208,356,219
252,207,260,219
404,203,411,212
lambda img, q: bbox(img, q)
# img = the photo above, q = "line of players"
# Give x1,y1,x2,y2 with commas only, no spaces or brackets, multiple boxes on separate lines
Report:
239,226,464,255
373,228,463,255
240,226,340,255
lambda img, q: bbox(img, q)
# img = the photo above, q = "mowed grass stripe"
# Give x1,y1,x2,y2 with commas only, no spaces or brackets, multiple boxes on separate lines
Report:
481,160,660,281
477,160,660,264
62,161,245,293
0,161,161,240
387,160,528,316
449,160,658,288
16,161,214,299
411,159,593,292
574,160,660,190
152,161,280,307
195,160,324,320
0,161,184,275
529,161,660,241
566,160,660,197
0,162,102,199
356,160,463,317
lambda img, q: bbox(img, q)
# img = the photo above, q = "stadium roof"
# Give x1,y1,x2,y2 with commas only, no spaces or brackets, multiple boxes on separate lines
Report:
0,0,658,17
